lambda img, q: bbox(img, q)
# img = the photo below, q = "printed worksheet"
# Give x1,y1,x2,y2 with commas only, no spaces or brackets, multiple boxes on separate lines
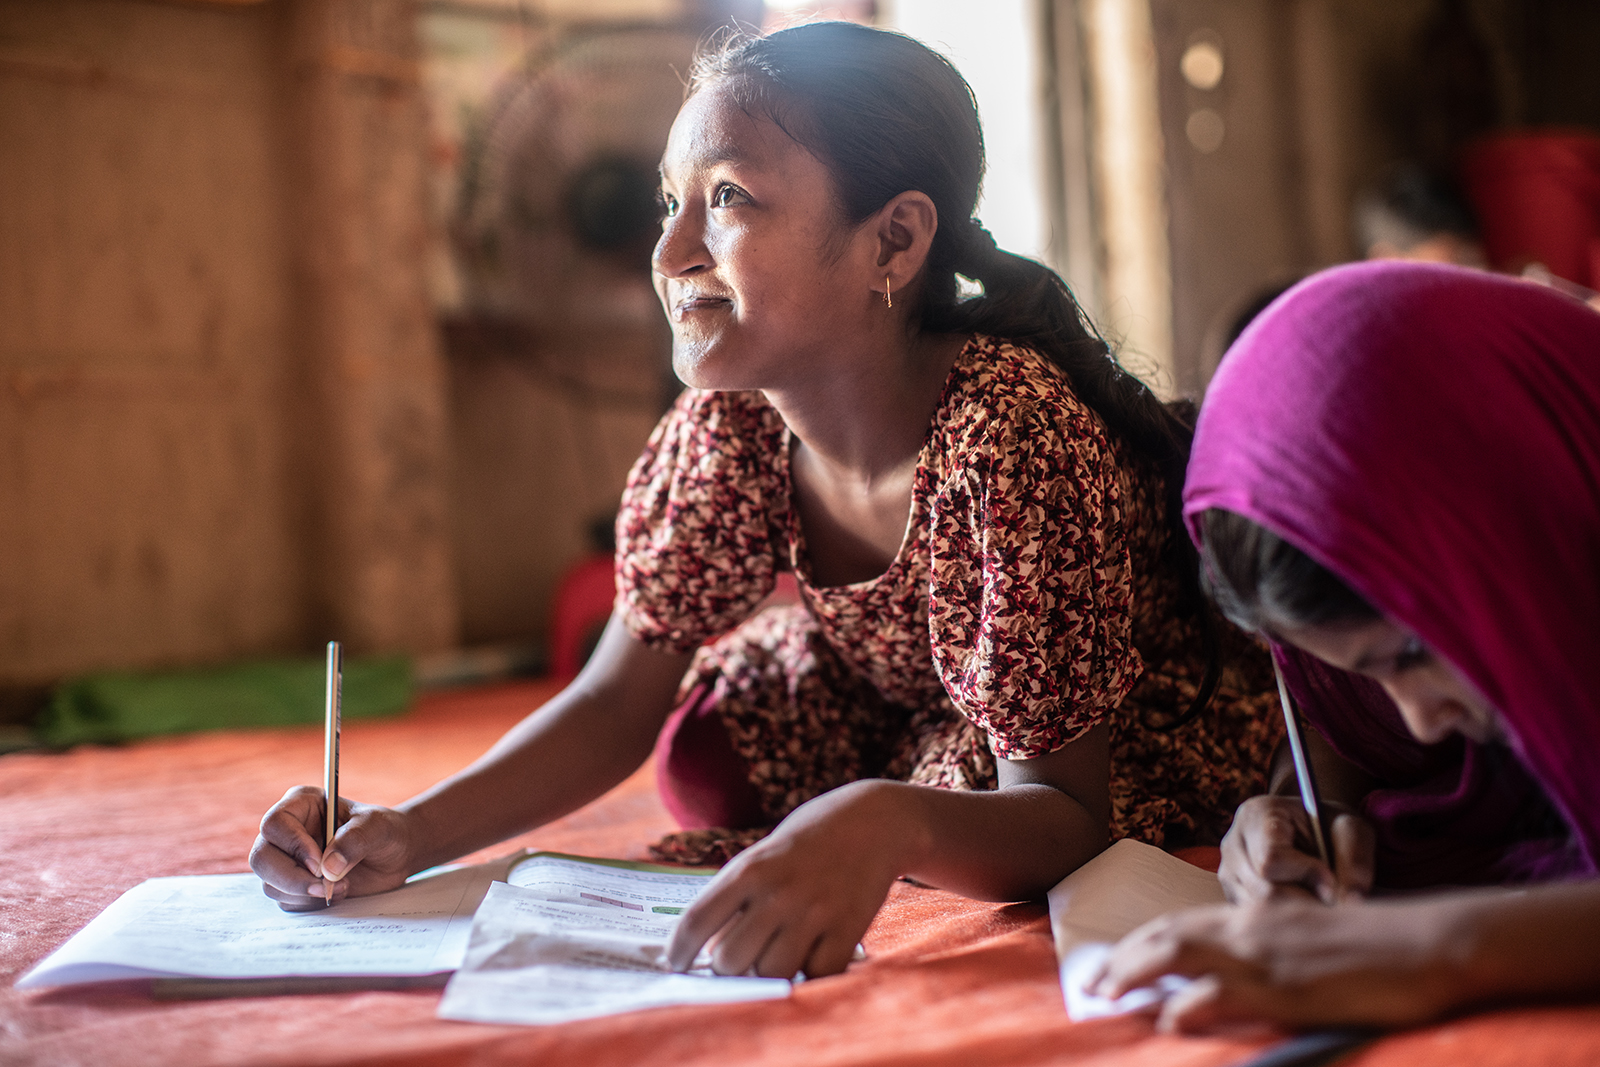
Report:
437,853,791,1025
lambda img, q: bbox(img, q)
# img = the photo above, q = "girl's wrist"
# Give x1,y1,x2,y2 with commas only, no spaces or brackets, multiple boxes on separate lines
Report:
844,778,938,878
1370,895,1481,1020
393,797,454,876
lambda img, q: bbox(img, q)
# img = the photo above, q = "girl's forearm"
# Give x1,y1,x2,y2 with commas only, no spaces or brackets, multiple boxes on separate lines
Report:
1451,880,1600,1009
864,778,1107,902
395,692,659,872
396,615,692,873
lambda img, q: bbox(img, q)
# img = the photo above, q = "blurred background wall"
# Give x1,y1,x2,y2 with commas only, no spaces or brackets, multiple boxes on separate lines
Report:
1139,0,1600,391
2,0,1597,722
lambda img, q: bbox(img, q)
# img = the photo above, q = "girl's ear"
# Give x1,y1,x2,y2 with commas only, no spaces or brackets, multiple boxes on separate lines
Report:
871,191,938,296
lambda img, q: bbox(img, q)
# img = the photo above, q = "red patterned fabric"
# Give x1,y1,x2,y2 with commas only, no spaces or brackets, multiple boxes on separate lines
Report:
620,337,1281,862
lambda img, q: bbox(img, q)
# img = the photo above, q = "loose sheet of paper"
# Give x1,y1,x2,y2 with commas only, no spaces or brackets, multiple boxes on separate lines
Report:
437,854,790,1025
17,860,509,989
1046,838,1227,1020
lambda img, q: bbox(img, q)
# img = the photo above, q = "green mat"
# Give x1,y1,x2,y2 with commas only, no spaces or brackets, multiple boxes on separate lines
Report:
40,655,413,748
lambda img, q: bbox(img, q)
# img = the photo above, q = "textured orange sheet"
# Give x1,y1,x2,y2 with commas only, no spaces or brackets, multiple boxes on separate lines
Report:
3,679,1598,1067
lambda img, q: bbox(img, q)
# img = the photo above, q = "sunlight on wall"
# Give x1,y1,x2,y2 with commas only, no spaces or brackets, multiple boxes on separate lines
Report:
881,0,1051,264
1081,0,1173,395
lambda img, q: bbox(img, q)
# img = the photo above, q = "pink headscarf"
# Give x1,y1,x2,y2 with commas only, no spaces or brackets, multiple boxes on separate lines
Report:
1186,261,1600,874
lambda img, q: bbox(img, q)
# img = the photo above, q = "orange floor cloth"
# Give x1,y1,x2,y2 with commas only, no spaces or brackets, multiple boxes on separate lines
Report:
3,679,1598,1067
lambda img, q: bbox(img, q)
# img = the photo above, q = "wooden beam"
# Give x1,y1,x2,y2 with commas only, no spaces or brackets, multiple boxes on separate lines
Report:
280,0,460,655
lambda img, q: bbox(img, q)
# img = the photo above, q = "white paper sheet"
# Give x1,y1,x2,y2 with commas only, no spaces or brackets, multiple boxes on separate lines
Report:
437,855,790,1025
16,859,510,989
1059,942,1195,1020
1046,838,1226,1020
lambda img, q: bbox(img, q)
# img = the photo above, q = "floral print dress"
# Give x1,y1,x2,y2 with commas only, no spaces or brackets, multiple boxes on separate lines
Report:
616,336,1280,865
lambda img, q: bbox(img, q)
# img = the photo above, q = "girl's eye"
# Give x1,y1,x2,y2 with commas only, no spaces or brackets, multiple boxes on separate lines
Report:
713,184,748,208
657,192,678,219
1394,637,1431,672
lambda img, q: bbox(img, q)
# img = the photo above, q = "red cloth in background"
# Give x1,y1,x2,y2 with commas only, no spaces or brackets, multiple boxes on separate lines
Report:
3,678,1598,1066
1463,131,1600,288
548,553,618,681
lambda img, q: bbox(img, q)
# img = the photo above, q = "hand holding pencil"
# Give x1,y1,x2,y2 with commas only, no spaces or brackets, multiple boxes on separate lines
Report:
1213,662,1377,905
1217,791,1376,905
248,642,417,911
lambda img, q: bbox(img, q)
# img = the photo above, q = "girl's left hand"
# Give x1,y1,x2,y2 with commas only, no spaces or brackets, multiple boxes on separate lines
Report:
666,779,917,979
1088,897,1465,1033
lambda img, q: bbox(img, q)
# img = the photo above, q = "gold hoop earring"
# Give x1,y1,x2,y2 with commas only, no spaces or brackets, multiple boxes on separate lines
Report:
884,276,893,309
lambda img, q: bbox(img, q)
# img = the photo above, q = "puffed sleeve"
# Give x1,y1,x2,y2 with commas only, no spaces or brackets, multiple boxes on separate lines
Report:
614,388,786,653
927,398,1143,760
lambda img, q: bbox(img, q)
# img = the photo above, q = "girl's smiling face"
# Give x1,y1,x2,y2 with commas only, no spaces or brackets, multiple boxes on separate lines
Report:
653,80,880,391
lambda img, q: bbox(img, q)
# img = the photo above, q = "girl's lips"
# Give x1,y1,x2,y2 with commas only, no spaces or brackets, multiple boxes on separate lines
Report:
675,295,732,317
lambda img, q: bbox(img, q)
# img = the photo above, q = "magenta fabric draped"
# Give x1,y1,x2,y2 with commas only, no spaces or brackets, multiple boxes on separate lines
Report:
1185,261,1600,880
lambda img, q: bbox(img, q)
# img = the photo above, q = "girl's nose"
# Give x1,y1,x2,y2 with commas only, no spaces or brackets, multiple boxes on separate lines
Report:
1385,682,1467,745
653,209,712,279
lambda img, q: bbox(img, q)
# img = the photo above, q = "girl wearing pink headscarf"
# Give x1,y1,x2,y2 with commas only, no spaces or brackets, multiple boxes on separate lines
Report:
1092,261,1600,1031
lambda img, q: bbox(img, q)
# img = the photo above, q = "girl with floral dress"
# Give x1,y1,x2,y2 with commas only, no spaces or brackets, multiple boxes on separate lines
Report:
251,21,1279,981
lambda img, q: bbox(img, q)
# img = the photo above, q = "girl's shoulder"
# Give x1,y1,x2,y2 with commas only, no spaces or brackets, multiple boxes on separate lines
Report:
665,384,782,425
938,334,1107,446
651,386,787,461
624,387,788,511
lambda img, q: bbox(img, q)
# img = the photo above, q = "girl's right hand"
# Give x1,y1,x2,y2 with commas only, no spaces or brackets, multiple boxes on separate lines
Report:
249,786,416,910
1219,795,1375,905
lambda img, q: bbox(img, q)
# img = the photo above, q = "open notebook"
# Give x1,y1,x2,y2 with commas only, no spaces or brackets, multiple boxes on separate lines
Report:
1047,839,1227,1020
16,857,506,994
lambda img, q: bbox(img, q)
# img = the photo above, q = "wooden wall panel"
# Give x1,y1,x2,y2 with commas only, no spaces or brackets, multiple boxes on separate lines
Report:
0,0,460,696
0,0,307,682
280,0,460,657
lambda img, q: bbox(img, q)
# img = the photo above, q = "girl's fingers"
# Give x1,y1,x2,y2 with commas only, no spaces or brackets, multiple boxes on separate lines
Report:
1220,829,1276,903
802,930,860,979
1250,803,1335,899
321,810,383,881
254,786,333,888
706,901,785,977
671,886,842,981
259,886,327,912
746,921,815,980
1095,917,1193,998
1156,972,1229,1034
667,871,750,972
1259,847,1332,902
1223,797,1335,902
252,793,410,911
1098,907,1266,999
1331,814,1376,899
250,842,323,899
1158,972,1291,1036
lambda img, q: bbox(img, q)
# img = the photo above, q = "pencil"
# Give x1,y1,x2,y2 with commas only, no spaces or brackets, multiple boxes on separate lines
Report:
1272,657,1332,872
322,640,342,908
